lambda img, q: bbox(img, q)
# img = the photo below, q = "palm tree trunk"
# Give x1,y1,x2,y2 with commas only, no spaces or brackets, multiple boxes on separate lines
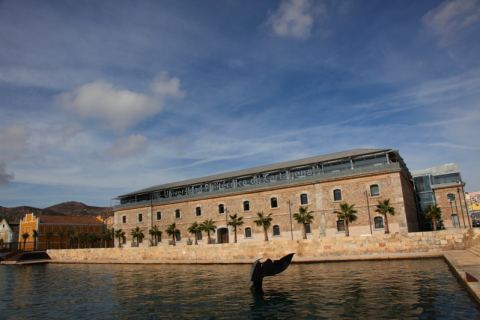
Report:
384,214,390,234
207,231,211,244
234,226,237,243
194,235,198,245
345,221,350,237
432,218,437,231
303,223,307,239
264,227,268,241
172,234,176,246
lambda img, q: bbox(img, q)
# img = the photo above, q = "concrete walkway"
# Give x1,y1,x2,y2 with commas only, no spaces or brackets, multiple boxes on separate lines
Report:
444,246,480,304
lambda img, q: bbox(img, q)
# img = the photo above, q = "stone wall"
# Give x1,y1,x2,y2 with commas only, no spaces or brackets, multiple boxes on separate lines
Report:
48,229,480,264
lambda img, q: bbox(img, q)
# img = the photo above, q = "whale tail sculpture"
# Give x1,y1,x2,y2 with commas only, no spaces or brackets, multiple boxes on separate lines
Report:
249,253,295,293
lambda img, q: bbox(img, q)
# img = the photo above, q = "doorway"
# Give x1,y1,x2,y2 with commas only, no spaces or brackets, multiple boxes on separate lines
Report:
217,228,229,244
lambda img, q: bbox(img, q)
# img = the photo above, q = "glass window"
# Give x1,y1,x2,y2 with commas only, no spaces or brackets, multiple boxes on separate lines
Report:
370,184,380,197
218,204,225,214
156,212,161,220
300,193,308,205
333,189,342,201
245,227,252,238
374,216,384,229
447,193,456,202
243,201,250,211
271,197,278,208
196,207,202,217
433,173,461,185
196,231,202,241
414,176,432,192
337,220,345,232
305,223,311,234
273,225,280,236
122,216,127,223
175,232,181,241
175,209,181,219
138,214,143,222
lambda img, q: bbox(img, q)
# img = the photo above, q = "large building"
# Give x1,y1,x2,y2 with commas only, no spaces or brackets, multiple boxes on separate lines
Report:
113,148,419,246
412,164,470,230
18,213,105,250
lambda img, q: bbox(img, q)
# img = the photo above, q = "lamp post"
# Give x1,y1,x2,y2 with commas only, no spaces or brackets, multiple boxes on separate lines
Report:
457,187,467,228
288,200,294,240
364,190,373,235
225,207,229,244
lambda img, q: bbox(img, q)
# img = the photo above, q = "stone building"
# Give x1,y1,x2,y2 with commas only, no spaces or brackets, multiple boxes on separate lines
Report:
0,218,14,244
113,149,419,246
412,164,470,230
18,213,105,250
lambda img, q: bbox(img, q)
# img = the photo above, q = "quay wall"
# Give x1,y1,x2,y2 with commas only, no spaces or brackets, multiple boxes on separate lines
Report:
47,229,480,264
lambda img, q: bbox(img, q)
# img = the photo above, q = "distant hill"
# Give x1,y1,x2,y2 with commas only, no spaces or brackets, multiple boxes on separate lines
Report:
0,201,113,224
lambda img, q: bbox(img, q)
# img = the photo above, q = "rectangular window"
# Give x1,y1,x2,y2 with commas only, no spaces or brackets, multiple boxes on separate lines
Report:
305,223,311,234
122,216,127,223
156,212,161,220
337,220,345,232
300,193,308,205
175,209,181,219
196,207,202,217
138,214,143,222
270,197,278,208
243,201,250,211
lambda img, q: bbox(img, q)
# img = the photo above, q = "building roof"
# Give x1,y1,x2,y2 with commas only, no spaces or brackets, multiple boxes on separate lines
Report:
38,215,104,225
119,148,391,197
411,163,459,177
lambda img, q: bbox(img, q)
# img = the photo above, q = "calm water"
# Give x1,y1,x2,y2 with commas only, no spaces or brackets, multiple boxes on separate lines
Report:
0,259,479,319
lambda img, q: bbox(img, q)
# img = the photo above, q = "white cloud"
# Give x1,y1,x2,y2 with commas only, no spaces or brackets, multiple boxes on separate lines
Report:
56,73,185,131
0,124,29,162
0,162,14,186
423,0,480,45
267,0,317,39
107,134,149,158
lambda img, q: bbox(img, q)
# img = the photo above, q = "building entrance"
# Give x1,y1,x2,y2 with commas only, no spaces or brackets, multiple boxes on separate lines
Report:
217,228,229,244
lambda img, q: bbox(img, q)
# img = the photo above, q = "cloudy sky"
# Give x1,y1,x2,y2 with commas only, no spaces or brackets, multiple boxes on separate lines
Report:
0,0,479,208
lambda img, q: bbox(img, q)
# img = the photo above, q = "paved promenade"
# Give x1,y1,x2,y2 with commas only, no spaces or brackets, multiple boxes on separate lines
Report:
444,246,480,304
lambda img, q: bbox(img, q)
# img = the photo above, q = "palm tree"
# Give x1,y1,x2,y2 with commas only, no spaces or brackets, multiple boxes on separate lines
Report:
45,231,54,250
57,229,66,249
334,203,358,237
166,223,180,246
114,229,126,248
200,219,216,244
293,206,314,239
188,222,201,245
66,228,75,249
102,229,113,248
130,227,144,247
227,214,244,243
254,211,273,241
425,204,442,231
32,229,38,251
21,232,29,251
149,225,161,246
375,199,395,234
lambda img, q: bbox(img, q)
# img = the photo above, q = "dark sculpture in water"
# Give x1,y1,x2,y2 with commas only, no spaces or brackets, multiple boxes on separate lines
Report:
249,253,295,293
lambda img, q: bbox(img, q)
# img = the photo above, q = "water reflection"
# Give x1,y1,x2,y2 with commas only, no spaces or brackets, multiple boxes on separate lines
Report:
0,259,479,319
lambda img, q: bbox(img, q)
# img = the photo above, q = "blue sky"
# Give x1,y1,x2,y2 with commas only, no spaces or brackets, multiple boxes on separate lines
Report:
0,0,479,208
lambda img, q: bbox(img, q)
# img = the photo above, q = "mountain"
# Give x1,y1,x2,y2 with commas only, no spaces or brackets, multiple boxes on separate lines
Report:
0,202,113,224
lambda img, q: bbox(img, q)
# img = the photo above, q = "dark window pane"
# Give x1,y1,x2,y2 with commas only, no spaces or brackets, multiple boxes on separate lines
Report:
305,223,311,234
370,184,380,196
271,197,278,208
175,232,181,241
300,193,308,205
243,201,250,211
273,225,280,236
245,227,252,238
156,212,161,220
334,189,342,201
374,216,384,229
218,204,225,214
138,214,143,222
196,207,202,216
337,220,345,232
175,209,181,219
122,216,127,223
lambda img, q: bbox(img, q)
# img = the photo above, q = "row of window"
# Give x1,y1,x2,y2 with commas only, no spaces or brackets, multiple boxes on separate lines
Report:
122,185,381,223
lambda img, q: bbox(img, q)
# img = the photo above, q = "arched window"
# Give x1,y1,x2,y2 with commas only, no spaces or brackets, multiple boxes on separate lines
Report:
218,204,225,214
273,225,280,236
243,201,250,211
304,223,311,234
337,220,345,232
196,207,202,217
374,216,384,229
271,197,278,208
300,193,308,205
175,232,181,241
333,189,342,201
175,209,181,219
370,184,380,197
156,212,161,220
447,193,456,202
138,214,143,222
245,227,252,238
